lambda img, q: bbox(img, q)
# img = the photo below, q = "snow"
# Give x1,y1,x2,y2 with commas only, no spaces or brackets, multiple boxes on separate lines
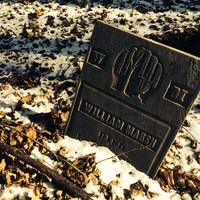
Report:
46,135,173,199
0,0,199,199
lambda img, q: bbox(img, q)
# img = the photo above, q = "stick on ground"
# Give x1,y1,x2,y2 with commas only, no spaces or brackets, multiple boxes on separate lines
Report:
0,142,92,200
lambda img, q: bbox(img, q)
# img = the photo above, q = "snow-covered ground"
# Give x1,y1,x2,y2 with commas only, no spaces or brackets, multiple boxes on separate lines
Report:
0,0,199,199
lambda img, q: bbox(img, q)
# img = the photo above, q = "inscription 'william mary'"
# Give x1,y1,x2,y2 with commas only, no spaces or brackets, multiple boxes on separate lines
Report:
79,98,159,151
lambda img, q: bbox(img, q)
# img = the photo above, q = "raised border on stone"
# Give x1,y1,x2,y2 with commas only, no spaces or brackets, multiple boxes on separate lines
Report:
65,21,200,178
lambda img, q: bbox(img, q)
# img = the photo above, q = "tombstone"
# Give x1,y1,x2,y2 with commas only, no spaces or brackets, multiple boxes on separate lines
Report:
65,21,200,177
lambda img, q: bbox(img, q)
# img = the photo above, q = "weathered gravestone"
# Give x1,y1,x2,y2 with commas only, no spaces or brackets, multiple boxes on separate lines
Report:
65,21,200,177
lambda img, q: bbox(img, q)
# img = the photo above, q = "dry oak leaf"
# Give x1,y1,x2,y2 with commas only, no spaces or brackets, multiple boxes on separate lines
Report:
0,83,9,91
22,125,38,150
88,173,99,185
32,184,47,200
15,125,23,133
26,126,37,140
130,181,146,197
10,138,17,146
32,194,40,200
11,125,23,145
0,159,6,172
87,168,101,185
21,95,34,104
0,130,8,142
0,111,7,117
53,132,64,143
16,168,30,185
35,8,45,17
60,111,69,123
16,134,23,144
4,172,12,186
57,147,69,158
109,180,119,186
147,191,159,198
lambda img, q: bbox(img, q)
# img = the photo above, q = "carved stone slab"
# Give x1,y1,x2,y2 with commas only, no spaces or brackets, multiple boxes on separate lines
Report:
65,21,200,177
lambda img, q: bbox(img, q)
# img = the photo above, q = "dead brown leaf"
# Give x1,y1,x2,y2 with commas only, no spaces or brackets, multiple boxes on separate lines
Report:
88,173,99,185
16,168,30,185
60,111,69,123
0,111,7,117
5,172,12,186
57,147,69,158
0,83,9,91
109,180,119,186
26,126,37,140
0,159,6,173
21,95,34,104
130,181,146,197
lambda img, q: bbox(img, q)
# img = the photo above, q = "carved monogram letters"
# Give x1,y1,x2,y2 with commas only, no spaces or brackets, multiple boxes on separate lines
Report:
164,81,191,108
111,47,162,103
87,47,106,70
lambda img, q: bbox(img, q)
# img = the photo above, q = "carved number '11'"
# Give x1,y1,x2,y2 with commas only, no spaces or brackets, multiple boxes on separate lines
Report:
164,81,190,108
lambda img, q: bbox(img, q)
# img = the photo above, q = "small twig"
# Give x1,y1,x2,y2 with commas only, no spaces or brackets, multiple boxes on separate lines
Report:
0,121,87,180
131,0,140,17
96,145,147,165
182,126,200,144
133,0,139,7
0,142,92,200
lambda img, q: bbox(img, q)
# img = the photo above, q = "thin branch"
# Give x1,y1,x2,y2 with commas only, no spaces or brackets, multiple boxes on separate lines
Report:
133,0,139,7
0,142,92,200
182,126,200,144
96,145,147,165
0,121,87,180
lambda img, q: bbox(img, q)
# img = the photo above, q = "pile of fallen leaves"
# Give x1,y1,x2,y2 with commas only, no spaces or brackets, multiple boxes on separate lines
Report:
0,116,122,199
0,115,199,199
0,120,87,199
157,165,200,198
0,59,199,199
